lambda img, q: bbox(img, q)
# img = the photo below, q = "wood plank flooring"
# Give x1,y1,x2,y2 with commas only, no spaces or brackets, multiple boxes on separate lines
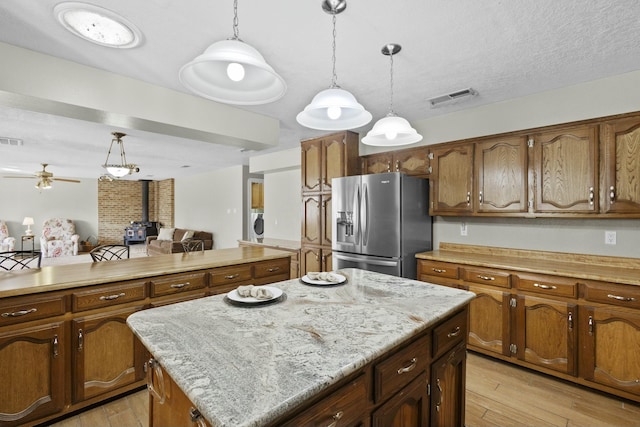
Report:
47,352,640,427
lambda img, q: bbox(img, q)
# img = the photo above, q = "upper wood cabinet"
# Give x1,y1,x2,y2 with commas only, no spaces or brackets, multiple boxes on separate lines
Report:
301,131,359,194
530,124,598,213
429,143,474,215
601,116,640,214
475,136,528,213
363,146,429,177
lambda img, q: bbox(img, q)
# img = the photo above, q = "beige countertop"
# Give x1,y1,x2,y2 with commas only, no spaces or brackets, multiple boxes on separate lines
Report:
416,243,640,286
238,238,301,251
0,247,292,298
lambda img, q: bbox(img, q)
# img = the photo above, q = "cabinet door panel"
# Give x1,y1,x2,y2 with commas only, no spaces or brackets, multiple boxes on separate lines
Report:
301,246,322,275
395,148,429,176
467,285,510,356
602,117,640,213
301,195,321,245
0,322,65,426
323,136,348,193
430,144,474,215
73,307,145,402
431,342,466,427
476,137,528,213
579,306,640,396
302,139,322,193
533,125,598,212
515,295,577,375
372,372,429,427
321,195,332,247
364,153,393,174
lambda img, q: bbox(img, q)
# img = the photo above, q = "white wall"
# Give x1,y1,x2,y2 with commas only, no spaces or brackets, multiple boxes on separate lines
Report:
174,165,244,249
0,177,98,243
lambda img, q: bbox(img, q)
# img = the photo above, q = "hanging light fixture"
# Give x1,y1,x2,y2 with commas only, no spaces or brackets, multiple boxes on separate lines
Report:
362,44,422,146
102,132,139,178
296,0,371,131
179,0,286,105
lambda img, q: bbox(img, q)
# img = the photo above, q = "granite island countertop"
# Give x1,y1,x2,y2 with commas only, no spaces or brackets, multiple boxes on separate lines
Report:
127,268,475,427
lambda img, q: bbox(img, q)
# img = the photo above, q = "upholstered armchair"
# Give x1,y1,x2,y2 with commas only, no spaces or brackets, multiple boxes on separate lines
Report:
40,218,79,258
0,220,16,252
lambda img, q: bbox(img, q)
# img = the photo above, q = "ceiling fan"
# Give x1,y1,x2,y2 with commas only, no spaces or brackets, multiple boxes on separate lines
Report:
4,163,81,189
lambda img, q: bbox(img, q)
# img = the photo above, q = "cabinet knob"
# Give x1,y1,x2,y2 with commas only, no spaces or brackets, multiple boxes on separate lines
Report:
466,192,471,205
609,186,615,203
589,187,594,205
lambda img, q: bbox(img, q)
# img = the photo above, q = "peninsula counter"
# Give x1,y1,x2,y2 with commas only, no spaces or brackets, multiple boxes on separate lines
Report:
127,268,475,427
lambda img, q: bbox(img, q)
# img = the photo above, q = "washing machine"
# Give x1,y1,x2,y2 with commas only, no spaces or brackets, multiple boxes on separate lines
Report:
250,212,264,239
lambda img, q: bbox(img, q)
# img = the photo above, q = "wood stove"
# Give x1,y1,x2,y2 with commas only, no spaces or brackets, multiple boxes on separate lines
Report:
123,180,159,245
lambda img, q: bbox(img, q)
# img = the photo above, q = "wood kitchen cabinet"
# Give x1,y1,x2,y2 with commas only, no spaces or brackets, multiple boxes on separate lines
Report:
429,143,474,215
72,306,147,402
301,131,360,194
362,146,429,177
530,124,598,213
372,373,429,427
430,342,466,427
0,322,65,426
601,115,640,214
417,243,640,404
301,131,358,275
475,136,528,213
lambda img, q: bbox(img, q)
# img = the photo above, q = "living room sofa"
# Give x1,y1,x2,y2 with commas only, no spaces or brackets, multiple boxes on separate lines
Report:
145,227,213,256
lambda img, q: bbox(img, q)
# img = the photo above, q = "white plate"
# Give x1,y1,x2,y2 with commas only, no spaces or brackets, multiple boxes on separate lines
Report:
301,273,347,286
227,286,283,304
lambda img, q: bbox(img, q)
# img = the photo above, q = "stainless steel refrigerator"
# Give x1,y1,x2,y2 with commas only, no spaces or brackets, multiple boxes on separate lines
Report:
332,172,432,279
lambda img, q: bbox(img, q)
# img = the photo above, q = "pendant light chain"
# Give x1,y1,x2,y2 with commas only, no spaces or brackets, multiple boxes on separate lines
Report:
330,13,338,88
232,0,240,40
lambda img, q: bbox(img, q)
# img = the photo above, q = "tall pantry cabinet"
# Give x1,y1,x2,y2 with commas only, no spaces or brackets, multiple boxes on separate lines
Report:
300,131,359,275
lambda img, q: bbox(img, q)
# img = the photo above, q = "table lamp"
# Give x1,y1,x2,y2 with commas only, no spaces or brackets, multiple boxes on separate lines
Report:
22,217,34,236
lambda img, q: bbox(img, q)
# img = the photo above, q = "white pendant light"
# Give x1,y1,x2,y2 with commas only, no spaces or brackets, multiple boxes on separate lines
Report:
296,0,372,131
179,0,286,105
362,44,422,147
102,132,139,178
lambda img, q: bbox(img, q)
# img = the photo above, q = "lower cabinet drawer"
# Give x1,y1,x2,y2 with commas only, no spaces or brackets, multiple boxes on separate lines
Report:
374,334,430,403
72,281,147,312
419,260,459,280
462,266,511,288
282,373,367,427
433,309,467,360
581,280,640,310
254,258,290,279
209,265,252,287
515,273,577,298
0,293,66,327
150,272,207,298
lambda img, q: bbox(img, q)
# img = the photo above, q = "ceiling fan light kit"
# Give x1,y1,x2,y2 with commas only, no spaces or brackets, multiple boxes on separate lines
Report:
296,0,372,131
179,0,286,105
362,43,423,147
102,132,139,178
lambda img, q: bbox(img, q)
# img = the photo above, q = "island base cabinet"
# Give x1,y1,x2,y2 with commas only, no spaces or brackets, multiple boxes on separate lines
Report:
72,307,147,402
148,359,212,427
579,306,640,397
430,342,466,427
0,322,65,427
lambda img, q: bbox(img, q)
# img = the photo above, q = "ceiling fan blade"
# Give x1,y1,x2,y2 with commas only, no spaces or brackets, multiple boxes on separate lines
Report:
53,178,81,183
2,175,35,179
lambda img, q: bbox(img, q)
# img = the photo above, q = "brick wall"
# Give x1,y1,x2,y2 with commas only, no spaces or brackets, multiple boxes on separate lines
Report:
97,179,174,244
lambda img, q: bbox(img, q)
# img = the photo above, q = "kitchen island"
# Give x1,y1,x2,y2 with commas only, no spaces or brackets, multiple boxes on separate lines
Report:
127,268,475,427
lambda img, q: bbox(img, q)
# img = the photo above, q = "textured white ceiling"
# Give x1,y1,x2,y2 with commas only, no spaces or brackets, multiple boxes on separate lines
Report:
1,0,640,180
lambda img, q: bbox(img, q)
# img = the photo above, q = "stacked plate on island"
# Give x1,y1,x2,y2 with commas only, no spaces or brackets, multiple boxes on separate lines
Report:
300,271,347,286
226,284,284,306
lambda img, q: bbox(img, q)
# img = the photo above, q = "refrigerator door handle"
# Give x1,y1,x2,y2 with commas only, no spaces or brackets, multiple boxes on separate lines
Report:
354,184,361,244
362,183,369,246
334,253,399,267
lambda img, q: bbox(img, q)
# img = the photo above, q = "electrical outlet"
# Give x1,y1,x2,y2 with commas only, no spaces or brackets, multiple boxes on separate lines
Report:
605,231,616,245
460,222,468,236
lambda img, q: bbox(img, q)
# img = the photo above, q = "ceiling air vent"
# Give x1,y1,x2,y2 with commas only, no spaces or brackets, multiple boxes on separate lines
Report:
428,88,478,107
0,137,23,146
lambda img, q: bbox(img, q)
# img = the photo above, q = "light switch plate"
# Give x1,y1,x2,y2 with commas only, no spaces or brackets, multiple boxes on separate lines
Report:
460,222,468,236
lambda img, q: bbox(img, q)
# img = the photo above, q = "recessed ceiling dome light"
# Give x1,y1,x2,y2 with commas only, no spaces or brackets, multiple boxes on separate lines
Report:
54,2,142,48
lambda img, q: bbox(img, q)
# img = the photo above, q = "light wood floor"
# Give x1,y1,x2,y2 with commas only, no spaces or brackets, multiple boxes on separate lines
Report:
47,353,640,427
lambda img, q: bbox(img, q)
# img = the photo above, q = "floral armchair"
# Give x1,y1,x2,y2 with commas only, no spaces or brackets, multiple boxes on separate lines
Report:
40,218,79,258
0,220,16,252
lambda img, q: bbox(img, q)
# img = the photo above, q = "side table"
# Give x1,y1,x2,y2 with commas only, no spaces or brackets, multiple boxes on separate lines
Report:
21,235,35,254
